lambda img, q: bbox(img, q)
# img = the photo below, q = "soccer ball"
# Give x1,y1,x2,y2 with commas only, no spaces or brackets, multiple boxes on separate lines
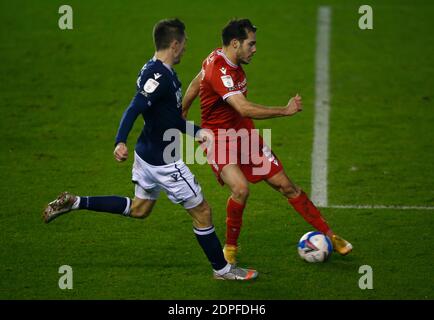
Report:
297,231,333,263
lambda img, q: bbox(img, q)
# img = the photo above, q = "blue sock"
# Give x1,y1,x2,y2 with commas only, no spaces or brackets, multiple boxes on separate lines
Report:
194,225,228,271
79,196,131,216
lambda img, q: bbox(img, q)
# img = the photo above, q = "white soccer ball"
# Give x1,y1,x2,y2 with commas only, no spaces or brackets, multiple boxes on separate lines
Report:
297,231,333,263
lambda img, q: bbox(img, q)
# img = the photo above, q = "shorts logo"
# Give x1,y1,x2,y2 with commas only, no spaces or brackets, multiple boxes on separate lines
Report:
211,160,219,171
144,78,160,93
221,75,234,88
263,146,279,166
171,173,179,181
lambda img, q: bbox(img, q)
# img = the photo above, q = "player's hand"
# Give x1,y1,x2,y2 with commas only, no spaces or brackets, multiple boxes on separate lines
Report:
182,103,189,119
182,108,188,120
114,142,128,162
284,94,303,116
196,128,215,148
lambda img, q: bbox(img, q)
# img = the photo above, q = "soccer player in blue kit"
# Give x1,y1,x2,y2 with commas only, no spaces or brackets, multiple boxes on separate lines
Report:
43,19,257,281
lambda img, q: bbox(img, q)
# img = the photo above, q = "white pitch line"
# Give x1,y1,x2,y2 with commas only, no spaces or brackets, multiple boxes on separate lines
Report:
310,7,433,212
311,6,331,207
326,204,434,211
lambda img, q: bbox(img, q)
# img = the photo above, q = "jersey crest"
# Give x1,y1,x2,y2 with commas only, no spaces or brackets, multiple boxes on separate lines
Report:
143,78,160,93
220,75,234,88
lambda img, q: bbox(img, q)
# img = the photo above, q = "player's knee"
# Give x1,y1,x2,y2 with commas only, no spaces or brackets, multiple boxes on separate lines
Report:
231,185,250,202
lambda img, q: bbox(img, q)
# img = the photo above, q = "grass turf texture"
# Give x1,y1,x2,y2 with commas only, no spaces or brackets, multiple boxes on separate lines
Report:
0,0,433,299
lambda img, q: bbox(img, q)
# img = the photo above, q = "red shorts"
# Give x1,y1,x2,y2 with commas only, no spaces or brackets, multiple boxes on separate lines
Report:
202,129,283,185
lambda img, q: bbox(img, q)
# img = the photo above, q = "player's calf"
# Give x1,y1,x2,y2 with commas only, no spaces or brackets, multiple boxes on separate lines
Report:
188,200,213,228
280,183,301,199
130,198,155,219
130,210,151,219
266,170,300,199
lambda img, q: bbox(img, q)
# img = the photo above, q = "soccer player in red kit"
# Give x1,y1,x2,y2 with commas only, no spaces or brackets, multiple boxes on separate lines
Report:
183,19,352,264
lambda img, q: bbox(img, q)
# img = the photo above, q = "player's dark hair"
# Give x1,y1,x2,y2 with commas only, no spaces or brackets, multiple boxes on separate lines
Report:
153,18,186,51
222,19,257,46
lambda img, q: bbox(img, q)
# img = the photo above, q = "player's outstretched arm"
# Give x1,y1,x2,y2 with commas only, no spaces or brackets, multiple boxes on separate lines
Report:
182,71,202,119
226,93,302,119
114,92,150,161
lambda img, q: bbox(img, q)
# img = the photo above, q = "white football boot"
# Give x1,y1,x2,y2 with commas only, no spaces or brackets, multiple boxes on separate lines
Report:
213,264,258,280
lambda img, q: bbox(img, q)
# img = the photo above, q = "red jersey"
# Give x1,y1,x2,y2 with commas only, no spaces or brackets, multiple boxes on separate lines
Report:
198,50,283,184
199,48,254,132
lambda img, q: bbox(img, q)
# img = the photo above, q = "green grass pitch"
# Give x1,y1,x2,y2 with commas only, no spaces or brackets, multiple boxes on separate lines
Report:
0,0,433,299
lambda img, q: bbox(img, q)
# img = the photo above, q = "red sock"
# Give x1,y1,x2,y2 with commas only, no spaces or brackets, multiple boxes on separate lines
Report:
288,191,331,234
226,198,245,246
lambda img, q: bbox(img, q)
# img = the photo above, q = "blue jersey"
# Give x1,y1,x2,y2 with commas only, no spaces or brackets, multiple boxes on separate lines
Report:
115,57,200,165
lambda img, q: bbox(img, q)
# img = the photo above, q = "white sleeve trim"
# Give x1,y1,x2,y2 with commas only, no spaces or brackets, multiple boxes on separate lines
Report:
222,91,242,101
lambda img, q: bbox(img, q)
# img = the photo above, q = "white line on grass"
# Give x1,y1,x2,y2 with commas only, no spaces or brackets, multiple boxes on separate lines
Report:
310,7,432,211
327,204,434,211
311,6,331,207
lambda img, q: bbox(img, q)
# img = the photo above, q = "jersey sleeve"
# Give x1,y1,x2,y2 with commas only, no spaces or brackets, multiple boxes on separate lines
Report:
114,72,168,145
137,72,169,107
208,62,242,101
